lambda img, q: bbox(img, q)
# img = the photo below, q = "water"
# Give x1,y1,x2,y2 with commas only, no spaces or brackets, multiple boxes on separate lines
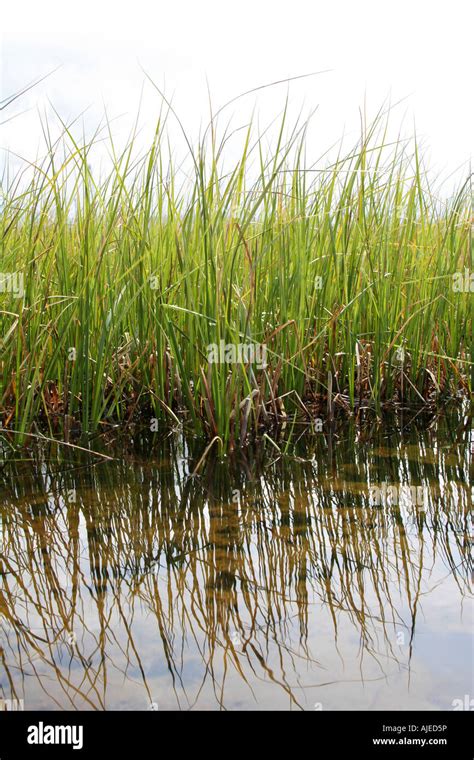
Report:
0,410,472,710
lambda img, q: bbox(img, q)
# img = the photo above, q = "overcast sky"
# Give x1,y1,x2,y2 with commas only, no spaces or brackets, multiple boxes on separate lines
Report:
1,0,472,188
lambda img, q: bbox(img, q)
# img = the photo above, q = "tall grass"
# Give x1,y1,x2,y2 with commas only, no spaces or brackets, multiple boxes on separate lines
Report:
0,99,472,449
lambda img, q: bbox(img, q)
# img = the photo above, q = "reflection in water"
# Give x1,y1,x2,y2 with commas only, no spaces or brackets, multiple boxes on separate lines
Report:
0,410,472,710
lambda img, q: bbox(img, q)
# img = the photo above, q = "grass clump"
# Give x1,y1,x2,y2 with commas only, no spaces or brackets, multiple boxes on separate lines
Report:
0,98,472,450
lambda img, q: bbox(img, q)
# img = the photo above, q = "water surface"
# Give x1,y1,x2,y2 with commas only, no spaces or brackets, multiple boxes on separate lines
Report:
0,411,472,710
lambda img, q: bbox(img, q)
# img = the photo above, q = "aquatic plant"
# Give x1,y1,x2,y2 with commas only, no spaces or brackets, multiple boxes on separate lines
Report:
1,94,471,450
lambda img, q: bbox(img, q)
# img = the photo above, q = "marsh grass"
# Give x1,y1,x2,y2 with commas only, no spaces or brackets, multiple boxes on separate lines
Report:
0,95,472,450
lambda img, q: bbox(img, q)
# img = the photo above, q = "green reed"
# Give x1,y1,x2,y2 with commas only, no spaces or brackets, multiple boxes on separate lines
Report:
0,101,471,449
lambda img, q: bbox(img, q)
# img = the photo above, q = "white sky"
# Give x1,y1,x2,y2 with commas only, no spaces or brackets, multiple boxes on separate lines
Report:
1,0,473,188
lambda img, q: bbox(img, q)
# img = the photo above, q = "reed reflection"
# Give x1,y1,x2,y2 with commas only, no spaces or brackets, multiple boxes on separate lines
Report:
0,410,471,709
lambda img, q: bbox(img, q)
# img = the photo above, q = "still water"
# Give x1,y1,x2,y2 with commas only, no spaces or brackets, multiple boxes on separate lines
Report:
0,410,472,710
